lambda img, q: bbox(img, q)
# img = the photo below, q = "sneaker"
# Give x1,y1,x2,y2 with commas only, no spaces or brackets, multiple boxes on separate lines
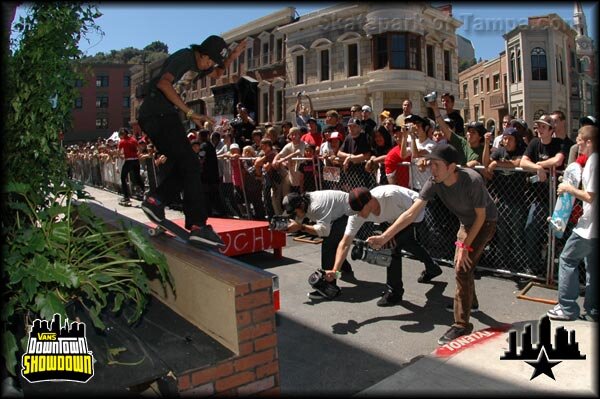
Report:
438,324,473,345
307,290,326,300
189,225,225,247
445,302,479,313
141,196,165,222
376,291,402,307
547,304,575,321
418,268,443,283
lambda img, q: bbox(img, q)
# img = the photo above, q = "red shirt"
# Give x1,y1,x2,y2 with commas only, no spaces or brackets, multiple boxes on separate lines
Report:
118,136,139,159
384,146,411,188
301,132,323,149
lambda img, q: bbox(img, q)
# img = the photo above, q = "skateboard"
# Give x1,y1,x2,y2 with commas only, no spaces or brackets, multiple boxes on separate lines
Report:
549,162,582,239
147,219,223,251
118,199,132,207
293,234,323,244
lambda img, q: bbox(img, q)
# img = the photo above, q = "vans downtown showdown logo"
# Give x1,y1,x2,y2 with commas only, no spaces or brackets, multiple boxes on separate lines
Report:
21,313,94,383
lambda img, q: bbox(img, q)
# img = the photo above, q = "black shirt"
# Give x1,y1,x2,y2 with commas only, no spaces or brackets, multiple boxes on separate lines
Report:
446,110,465,136
523,137,567,170
139,48,210,118
199,141,219,185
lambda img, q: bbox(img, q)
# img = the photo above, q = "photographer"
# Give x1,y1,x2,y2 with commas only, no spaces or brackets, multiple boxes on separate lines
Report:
324,186,442,307
283,191,357,300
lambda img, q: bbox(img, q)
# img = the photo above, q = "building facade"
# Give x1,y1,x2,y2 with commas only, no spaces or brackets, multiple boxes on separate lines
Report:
573,1,597,120
277,3,463,123
69,63,132,143
458,52,509,132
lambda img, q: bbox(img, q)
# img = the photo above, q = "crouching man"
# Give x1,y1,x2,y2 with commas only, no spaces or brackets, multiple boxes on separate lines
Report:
323,185,442,306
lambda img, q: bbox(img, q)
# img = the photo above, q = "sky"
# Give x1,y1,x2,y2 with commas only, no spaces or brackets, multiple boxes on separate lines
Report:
10,2,598,62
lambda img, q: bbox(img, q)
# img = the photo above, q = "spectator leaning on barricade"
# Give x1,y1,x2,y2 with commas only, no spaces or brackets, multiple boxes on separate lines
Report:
273,126,305,195
485,127,527,269
366,119,394,185
231,144,266,220
197,129,227,219
283,190,357,300
301,118,323,151
324,186,443,306
216,132,240,217
519,114,567,276
493,114,515,149
407,116,437,191
279,121,293,149
384,122,412,187
367,144,498,344
298,144,321,193
395,99,413,127
338,117,375,189
569,116,599,164
255,138,285,218
546,125,597,322
359,105,378,146
117,127,145,205
441,93,465,137
428,101,478,166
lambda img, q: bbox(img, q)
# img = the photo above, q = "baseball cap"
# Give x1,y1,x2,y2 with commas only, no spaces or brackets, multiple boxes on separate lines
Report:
361,105,372,113
196,35,228,66
347,117,360,126
405,114,425,125
502,127,519,138
328,131,344,141
348,187,372,212
467,121,487,136
283,192,304,215
229,143,240,150
534,115,554,128
424,143,459,164
187,132,197,141
510,119,528,129
579,115,598,127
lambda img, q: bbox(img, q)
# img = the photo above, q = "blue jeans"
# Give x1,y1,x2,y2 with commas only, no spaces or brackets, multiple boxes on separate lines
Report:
558,232,598,319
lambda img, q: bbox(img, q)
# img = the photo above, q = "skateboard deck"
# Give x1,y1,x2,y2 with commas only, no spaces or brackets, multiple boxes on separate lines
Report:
147,219,221,251
550,162,582,239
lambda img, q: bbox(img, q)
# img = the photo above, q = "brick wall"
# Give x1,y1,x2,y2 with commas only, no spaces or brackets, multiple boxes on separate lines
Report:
176,277,280,396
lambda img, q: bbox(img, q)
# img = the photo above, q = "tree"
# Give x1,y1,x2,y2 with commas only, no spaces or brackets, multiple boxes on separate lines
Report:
144,40,168,54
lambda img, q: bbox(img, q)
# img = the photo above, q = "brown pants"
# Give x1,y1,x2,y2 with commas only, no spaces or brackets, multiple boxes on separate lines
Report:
453,221,497,328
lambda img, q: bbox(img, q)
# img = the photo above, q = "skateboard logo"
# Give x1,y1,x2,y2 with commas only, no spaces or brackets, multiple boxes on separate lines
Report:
500,316,585,380
21,314,94,383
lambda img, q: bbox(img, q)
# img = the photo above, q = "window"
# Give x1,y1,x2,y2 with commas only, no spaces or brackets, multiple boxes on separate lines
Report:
123,75,131,88
373,32,421,71
531,47,547,80
123,96,130,108
570,50,576,71
556,55,564,84
509,51,516,83
95,117,108,129
464,108,470,123
426,45,435,77
262,92,269,123
319,49,330,81
473,78,479,95
443,50,451,81
96,96,108,108
516,49,522,82
295,55,304,85
96,75,109,87
486,77,490,92
75,97,83,109
275,90,283,121
233,57,239,75
347,43,358,77
276,38,283,62
493,74,500,91
462,83,468,99
247,47,254,69
262,41,269,65
474,104,480,120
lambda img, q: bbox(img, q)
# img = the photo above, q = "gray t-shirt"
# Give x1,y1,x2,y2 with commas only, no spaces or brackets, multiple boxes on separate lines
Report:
344,185,423,237
302,190,355,237
419,168,497,226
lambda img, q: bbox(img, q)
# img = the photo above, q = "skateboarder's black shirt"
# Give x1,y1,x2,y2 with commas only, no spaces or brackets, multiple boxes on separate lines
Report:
139,48,212,118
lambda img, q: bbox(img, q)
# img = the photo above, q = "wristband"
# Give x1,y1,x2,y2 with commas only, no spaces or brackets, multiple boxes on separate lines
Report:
455,241,473,252
335,271,341,279
186,109,194,119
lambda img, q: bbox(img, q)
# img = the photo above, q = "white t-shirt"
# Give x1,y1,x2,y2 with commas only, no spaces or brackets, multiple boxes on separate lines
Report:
406,135,437,154
344,185,424,237
492,135,503,149
278,141,306,186
573,152,597,239
303,190,355,237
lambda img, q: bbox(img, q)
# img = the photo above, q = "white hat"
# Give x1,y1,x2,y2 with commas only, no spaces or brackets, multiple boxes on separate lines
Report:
361,105,372,113
230,143,240,150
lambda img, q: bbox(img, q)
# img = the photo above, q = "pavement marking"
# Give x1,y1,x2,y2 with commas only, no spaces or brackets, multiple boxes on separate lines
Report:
434,324,512,358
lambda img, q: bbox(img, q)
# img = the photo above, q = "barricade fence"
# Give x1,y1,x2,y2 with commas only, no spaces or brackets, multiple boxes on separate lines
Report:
68,153,583,285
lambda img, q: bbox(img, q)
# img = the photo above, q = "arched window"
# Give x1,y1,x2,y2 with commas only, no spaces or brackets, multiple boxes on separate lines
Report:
531,47,547,80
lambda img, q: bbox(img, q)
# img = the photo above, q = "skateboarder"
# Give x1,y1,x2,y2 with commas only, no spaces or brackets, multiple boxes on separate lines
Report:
138,35,246,246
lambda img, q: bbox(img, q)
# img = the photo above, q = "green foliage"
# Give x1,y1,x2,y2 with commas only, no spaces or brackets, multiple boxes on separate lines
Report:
2,181,174,376
80,40,169,64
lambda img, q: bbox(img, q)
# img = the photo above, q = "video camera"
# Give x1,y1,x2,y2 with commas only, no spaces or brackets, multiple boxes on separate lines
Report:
269,215,289,231
308,269,341,300
350,239,393,267
423,91,437,103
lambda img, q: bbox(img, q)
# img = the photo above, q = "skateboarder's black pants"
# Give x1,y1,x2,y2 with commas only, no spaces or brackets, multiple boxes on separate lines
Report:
138,112,208,227
321,215,352,272
120,159,144,199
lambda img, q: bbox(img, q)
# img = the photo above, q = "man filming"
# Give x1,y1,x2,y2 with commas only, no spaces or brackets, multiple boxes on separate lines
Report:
324,186,442,306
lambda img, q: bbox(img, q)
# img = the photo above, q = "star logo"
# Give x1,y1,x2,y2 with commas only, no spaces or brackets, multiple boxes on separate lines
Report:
526,347,561,380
